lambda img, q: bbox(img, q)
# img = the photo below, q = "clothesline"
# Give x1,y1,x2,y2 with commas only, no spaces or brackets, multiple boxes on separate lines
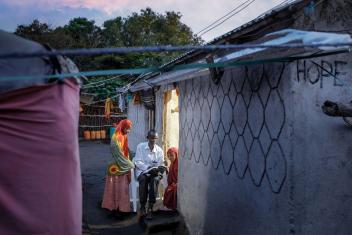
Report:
80,114,126,118
1,49,348,82
1,42,351,59
82,75,123,88
79,124,118,128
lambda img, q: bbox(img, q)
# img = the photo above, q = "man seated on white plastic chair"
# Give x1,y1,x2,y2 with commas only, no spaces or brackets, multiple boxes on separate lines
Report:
133,130,166,219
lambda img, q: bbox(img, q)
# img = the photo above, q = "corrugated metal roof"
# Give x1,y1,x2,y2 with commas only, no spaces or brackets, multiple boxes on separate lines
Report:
131,28,351,91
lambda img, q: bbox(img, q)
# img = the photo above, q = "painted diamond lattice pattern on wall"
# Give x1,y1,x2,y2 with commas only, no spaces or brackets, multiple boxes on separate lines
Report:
179,64,287,193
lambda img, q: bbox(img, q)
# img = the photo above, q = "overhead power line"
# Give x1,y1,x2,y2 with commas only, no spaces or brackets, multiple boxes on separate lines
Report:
198,0,257,37
195,0,256,36
196,0,295,39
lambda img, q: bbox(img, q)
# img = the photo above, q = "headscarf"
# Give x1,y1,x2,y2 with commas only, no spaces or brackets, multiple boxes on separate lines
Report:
109,119,134,176
167,147,178,185
167,147,178,160
114,119,132,157
115,119,132,134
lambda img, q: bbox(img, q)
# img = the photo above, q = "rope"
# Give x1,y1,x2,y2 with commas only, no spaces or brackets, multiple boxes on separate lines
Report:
0,68,154,81
80,114,126,117
82,75,123,88
0,43,351,59
0,49,349,82
79,125,119,128
88,93,120,105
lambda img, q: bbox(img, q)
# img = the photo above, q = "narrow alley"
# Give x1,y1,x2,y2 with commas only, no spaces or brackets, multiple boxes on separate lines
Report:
80,141,186,235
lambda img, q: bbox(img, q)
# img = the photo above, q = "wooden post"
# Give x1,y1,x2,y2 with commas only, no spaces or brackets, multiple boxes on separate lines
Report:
322,100,352,117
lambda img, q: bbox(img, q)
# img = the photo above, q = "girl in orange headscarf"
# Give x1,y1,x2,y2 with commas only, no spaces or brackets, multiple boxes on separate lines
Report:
102,119,134,215
163,147,178,210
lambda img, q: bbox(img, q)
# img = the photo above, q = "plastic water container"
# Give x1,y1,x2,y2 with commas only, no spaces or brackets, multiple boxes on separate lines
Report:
95,130,101,139
101,130,106,139
83,130,91,140
110,127,116,139
90,130,96,140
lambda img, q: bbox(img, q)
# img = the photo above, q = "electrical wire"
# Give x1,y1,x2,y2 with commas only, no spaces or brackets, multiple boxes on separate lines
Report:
198,0,257,37
195,0,255,36
198,0,298,38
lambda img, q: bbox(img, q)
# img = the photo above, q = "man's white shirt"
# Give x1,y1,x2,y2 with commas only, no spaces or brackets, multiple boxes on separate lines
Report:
133,142,164,178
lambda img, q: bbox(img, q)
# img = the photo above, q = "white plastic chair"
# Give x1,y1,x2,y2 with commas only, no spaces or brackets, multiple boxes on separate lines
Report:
129,169,167,212
130,168,139,212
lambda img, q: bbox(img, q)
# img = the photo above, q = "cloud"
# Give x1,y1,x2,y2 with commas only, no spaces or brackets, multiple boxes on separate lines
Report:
3,0,150,14
1,0,285,41
0,2,106,32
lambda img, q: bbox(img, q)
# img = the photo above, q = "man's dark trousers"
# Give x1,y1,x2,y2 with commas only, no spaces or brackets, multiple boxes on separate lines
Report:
138,174,161,208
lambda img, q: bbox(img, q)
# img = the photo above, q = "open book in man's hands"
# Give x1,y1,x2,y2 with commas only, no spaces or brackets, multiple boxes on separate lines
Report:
143,165,167,175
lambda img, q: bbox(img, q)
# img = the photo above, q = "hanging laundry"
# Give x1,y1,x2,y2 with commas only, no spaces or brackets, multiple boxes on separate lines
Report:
118,94,126,112
133,92,141,105
175,87,180,97
126,93,133,102
104,98,114,119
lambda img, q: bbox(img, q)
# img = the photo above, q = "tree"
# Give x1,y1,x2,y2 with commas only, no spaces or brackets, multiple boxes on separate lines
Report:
61,18,103,70
15,19,53,44
15,20,76,50
100,8,202,66
64,17,102,48
102,17,124,47
47,27,76,49
14,9,203,98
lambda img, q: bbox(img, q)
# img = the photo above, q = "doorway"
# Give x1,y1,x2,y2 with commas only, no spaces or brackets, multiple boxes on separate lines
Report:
162,89,180,153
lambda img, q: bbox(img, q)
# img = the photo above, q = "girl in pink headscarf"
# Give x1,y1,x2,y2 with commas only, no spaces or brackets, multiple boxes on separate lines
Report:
163,147,178,210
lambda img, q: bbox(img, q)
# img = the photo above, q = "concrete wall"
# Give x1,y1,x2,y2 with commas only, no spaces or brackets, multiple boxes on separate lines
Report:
178,64,294,234
177,2,352,234
289,55,352,234
179,58,352,234
291,3,352,233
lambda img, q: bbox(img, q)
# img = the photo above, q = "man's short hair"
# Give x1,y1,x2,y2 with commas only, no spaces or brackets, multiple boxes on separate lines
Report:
147,129,158,138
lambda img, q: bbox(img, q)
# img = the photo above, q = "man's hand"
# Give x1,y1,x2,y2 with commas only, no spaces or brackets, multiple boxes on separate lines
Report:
158,166,166,174
149,168,159,176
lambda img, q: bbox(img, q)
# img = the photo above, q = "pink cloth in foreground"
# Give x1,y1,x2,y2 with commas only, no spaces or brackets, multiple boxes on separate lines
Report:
102,175,131,212
0,80,82,235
